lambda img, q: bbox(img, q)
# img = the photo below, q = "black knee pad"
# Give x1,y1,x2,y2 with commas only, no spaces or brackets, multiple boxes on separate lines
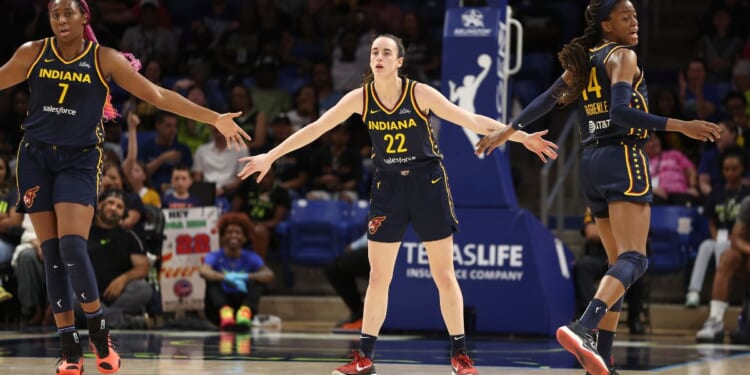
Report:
604,251,648,289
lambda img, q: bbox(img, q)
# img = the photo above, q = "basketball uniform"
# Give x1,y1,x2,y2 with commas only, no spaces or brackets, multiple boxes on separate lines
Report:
578,42,652,217
363,78,458,242
16,37,108,213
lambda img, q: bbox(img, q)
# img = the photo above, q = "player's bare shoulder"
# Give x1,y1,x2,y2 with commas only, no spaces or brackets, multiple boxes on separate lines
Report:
339,87,366,115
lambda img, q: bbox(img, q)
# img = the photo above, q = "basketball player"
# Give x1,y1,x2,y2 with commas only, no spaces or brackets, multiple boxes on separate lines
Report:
474,1,721,374
238,34,558,375
0,1,250,374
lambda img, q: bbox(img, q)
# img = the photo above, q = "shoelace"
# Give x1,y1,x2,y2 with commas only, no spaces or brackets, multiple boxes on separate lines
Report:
56,353,82,367
347,349,365,363
454,354,474,367
91,333,118,357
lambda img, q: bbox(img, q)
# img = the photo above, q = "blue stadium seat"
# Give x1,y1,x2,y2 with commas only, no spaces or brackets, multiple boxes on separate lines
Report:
277,199,351,266
347,200,370,242
648,206,697,274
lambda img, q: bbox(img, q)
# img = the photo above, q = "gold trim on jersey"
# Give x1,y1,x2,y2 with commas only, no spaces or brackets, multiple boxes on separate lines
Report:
589,41,616,52
50,38,93,64
26,38,49,79
94,45,110,92
370,78,409,115
633,71,649,139
410,81,429,122
13,143,22,208
438,162,459,224
623,145,650,196
362,83,369,122
603,45,627,65
95,145,103,197
410,81,441,158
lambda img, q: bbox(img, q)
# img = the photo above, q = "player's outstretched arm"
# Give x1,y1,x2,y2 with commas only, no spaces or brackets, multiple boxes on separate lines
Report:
101,46,251,150
0,40,45,91
609,48,721,142
237,88,363,182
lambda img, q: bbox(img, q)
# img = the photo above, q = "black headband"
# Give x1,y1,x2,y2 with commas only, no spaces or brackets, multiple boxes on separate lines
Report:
597,0,620,23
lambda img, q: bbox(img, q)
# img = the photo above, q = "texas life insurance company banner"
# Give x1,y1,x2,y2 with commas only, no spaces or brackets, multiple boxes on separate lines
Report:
160,206,219,312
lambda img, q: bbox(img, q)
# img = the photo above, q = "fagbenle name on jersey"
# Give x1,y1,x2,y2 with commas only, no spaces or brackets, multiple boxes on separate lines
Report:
584,100,609,116
368,118,418,131
39,68,92,84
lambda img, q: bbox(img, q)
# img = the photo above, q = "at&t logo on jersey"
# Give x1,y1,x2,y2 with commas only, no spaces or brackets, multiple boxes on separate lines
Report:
588,119,611,134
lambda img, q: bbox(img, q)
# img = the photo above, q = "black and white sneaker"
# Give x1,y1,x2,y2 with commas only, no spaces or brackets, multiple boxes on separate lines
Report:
557,321,609,375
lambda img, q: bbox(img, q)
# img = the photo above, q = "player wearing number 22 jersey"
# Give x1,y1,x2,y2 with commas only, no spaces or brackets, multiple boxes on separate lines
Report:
362,77,457,243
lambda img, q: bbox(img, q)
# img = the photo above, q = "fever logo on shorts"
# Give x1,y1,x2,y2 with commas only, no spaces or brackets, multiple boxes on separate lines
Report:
368,216,387,235
24,186,40,208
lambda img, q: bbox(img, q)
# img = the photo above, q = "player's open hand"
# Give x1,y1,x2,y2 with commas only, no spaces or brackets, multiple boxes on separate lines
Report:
679,119,721,142
521,129,559,163
238,153,274,182
475,126,516,156
215,112,252,151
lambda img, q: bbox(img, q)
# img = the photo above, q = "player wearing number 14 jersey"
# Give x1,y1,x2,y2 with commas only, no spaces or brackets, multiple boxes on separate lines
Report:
237,34,559,375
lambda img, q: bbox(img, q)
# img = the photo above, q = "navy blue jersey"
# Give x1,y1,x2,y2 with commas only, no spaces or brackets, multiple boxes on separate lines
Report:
578,42,650,145
23,37,109,147
363,78,442,171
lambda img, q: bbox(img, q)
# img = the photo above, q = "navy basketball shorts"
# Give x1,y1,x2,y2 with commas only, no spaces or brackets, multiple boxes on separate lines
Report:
367,161,459,243
580,142,652,218
16,139,102,213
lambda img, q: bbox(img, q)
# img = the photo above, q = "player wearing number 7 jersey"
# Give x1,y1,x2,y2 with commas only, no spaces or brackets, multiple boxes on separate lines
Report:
237,33,558,375
0,1,251,374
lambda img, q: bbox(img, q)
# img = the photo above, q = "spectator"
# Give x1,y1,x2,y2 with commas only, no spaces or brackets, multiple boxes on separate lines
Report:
279,11,329,75
250,55,292,124
140,111,193,193
11,215,50,326
192,126,249,198
687,151,750,307
723,91,750,145
232,167,290,259
695,8,743,84
679,58,723,122
0,155,22,268
176,86,212,154
123,112,162,208
267,114,309,198
79,190,152,329
401,11,441,86
285,84,319,132
162,166,201,209
325,232,369,331
574,208,648,335
228,83,269,152
214,4,259,79
644,135,699,206
698,122,750,196
311,61,343,114
121,59,163,130
653,87,701,164
119,0,178,72
0,87,29,153
306,124,362,203
696,195,750,342
101,162,147,237
199,212,274,330
331,29,369,92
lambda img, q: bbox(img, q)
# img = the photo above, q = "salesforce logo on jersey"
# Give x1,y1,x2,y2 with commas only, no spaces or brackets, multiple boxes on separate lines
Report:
402,241,524,282
447,8,493,37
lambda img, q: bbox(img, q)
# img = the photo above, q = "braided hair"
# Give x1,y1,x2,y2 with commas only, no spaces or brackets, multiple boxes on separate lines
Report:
556,0,609,105
48,0,142,120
